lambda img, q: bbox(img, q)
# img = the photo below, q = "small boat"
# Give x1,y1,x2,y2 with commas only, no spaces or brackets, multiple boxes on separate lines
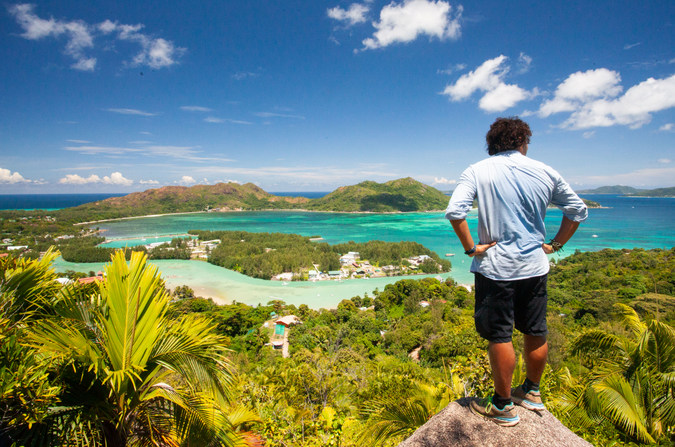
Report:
592,234,599,238
445,253,455,257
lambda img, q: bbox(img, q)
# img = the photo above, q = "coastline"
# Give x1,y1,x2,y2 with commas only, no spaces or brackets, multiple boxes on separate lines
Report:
74,208,448,225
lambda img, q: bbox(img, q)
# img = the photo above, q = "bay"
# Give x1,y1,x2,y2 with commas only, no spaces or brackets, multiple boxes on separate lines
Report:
54,194,675,309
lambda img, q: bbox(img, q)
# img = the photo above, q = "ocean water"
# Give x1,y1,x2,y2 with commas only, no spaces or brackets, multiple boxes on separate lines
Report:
52,194,674,308
0,193,124,210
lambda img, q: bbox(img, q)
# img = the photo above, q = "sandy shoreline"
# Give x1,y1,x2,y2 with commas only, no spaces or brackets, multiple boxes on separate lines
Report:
74,208,448,225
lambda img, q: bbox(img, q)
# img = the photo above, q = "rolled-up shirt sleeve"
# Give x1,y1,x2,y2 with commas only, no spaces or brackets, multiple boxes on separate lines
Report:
551,175,588,222
445,167,476,221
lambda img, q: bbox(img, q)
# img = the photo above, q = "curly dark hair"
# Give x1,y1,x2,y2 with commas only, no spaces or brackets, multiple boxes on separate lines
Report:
486,117,532,155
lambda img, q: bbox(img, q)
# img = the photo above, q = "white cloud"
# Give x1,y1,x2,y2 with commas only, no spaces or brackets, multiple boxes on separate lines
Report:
582,131,595,139
64,145,140,155
254,112,305,119
362,0,462,50
0,167,30,184
180,105,213,112
441,55,533,112
327,3,370,26
659,123,674,131
59,171,132,186
437,63,466,75
538,68,622,117
59,174,101,184
517,52,532,73
105,108,156,116
8,4,183,71
232,71,260,80
102,172,133,186
550,73,675,130
432,177,456,185
624,42,641,50
179,175,196,185
657,158,671,164
204,116,253,125
140,179,160,184
9,4,96,70
66,139,91,144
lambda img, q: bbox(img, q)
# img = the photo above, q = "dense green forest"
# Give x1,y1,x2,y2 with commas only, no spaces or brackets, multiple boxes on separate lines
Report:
305,177,450,212
192,230,452,279
2,247,673,446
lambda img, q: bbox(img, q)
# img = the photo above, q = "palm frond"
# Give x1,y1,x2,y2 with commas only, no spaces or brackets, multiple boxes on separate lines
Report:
594,375,655,443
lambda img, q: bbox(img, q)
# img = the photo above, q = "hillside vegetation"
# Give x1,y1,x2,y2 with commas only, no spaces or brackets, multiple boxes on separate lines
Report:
55,182,309,222
305,177,449,212
578,185,642,194
53,178,448,223
628,186,675,197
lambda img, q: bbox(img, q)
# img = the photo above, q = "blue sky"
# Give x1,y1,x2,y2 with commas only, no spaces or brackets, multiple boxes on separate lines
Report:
1,0,673,193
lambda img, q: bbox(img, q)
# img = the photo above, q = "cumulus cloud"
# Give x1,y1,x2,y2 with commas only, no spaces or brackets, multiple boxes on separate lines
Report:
59,171,132,186
8,4,184,71
442,55,534,112
0,167,30,184
180,105,213,112
327,3,370,26
59,174,101,184
179,175,196,185
432,177,456,186
105,108,157,116
140,179,160,184
539,71,675,129
361,0,462,50
660,123,674,131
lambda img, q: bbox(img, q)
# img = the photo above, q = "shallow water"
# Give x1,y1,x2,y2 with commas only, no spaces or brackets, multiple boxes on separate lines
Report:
55,195,674,308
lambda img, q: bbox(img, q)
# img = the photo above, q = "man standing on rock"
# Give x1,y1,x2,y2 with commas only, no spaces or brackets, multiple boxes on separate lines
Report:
445,117,587,426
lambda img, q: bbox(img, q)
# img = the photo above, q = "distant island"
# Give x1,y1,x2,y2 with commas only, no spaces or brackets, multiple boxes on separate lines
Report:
578,185,642,194
579,185,674,197
627,187,675,197
54,177,450,223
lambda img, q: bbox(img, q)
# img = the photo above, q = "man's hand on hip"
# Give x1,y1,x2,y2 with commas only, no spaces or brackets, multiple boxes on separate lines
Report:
470,242,497,257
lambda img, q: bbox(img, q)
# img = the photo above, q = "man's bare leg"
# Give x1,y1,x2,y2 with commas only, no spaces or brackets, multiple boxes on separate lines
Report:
488,341,516,398
523,335,547,383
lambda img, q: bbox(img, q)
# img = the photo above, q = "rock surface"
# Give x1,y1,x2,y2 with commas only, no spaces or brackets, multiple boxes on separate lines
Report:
398,398,592,447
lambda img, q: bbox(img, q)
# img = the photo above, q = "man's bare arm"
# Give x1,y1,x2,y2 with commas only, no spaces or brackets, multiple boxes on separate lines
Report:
542,216,580,254
450,219,496,257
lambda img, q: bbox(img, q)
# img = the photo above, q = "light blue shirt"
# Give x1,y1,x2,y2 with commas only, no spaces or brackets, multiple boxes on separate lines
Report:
445,150,588,280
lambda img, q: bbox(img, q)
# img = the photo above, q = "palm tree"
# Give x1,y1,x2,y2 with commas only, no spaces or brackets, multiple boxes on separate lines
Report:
0,249,63,445
552,303,675,444
358,381,453,445
22,250,244,446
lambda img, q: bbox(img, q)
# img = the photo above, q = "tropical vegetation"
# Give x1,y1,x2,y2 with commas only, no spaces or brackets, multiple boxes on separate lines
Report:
1,246,674,446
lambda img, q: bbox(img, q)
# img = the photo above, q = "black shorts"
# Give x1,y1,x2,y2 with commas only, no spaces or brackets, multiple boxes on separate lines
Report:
474,272,548,343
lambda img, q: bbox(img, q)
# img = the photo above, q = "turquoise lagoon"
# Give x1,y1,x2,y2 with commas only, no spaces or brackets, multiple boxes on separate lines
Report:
56,195,674,309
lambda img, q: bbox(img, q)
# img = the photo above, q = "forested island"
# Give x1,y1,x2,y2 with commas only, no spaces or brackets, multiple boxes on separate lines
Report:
52,177,450,223
579,184,675,197
52,229,451,280
2,247,673,446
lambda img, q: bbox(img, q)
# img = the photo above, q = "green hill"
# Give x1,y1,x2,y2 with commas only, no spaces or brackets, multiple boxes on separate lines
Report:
578,185,642,194
56,182,308,222
54,178,449,222
305,178,449,212
628,187,675,197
